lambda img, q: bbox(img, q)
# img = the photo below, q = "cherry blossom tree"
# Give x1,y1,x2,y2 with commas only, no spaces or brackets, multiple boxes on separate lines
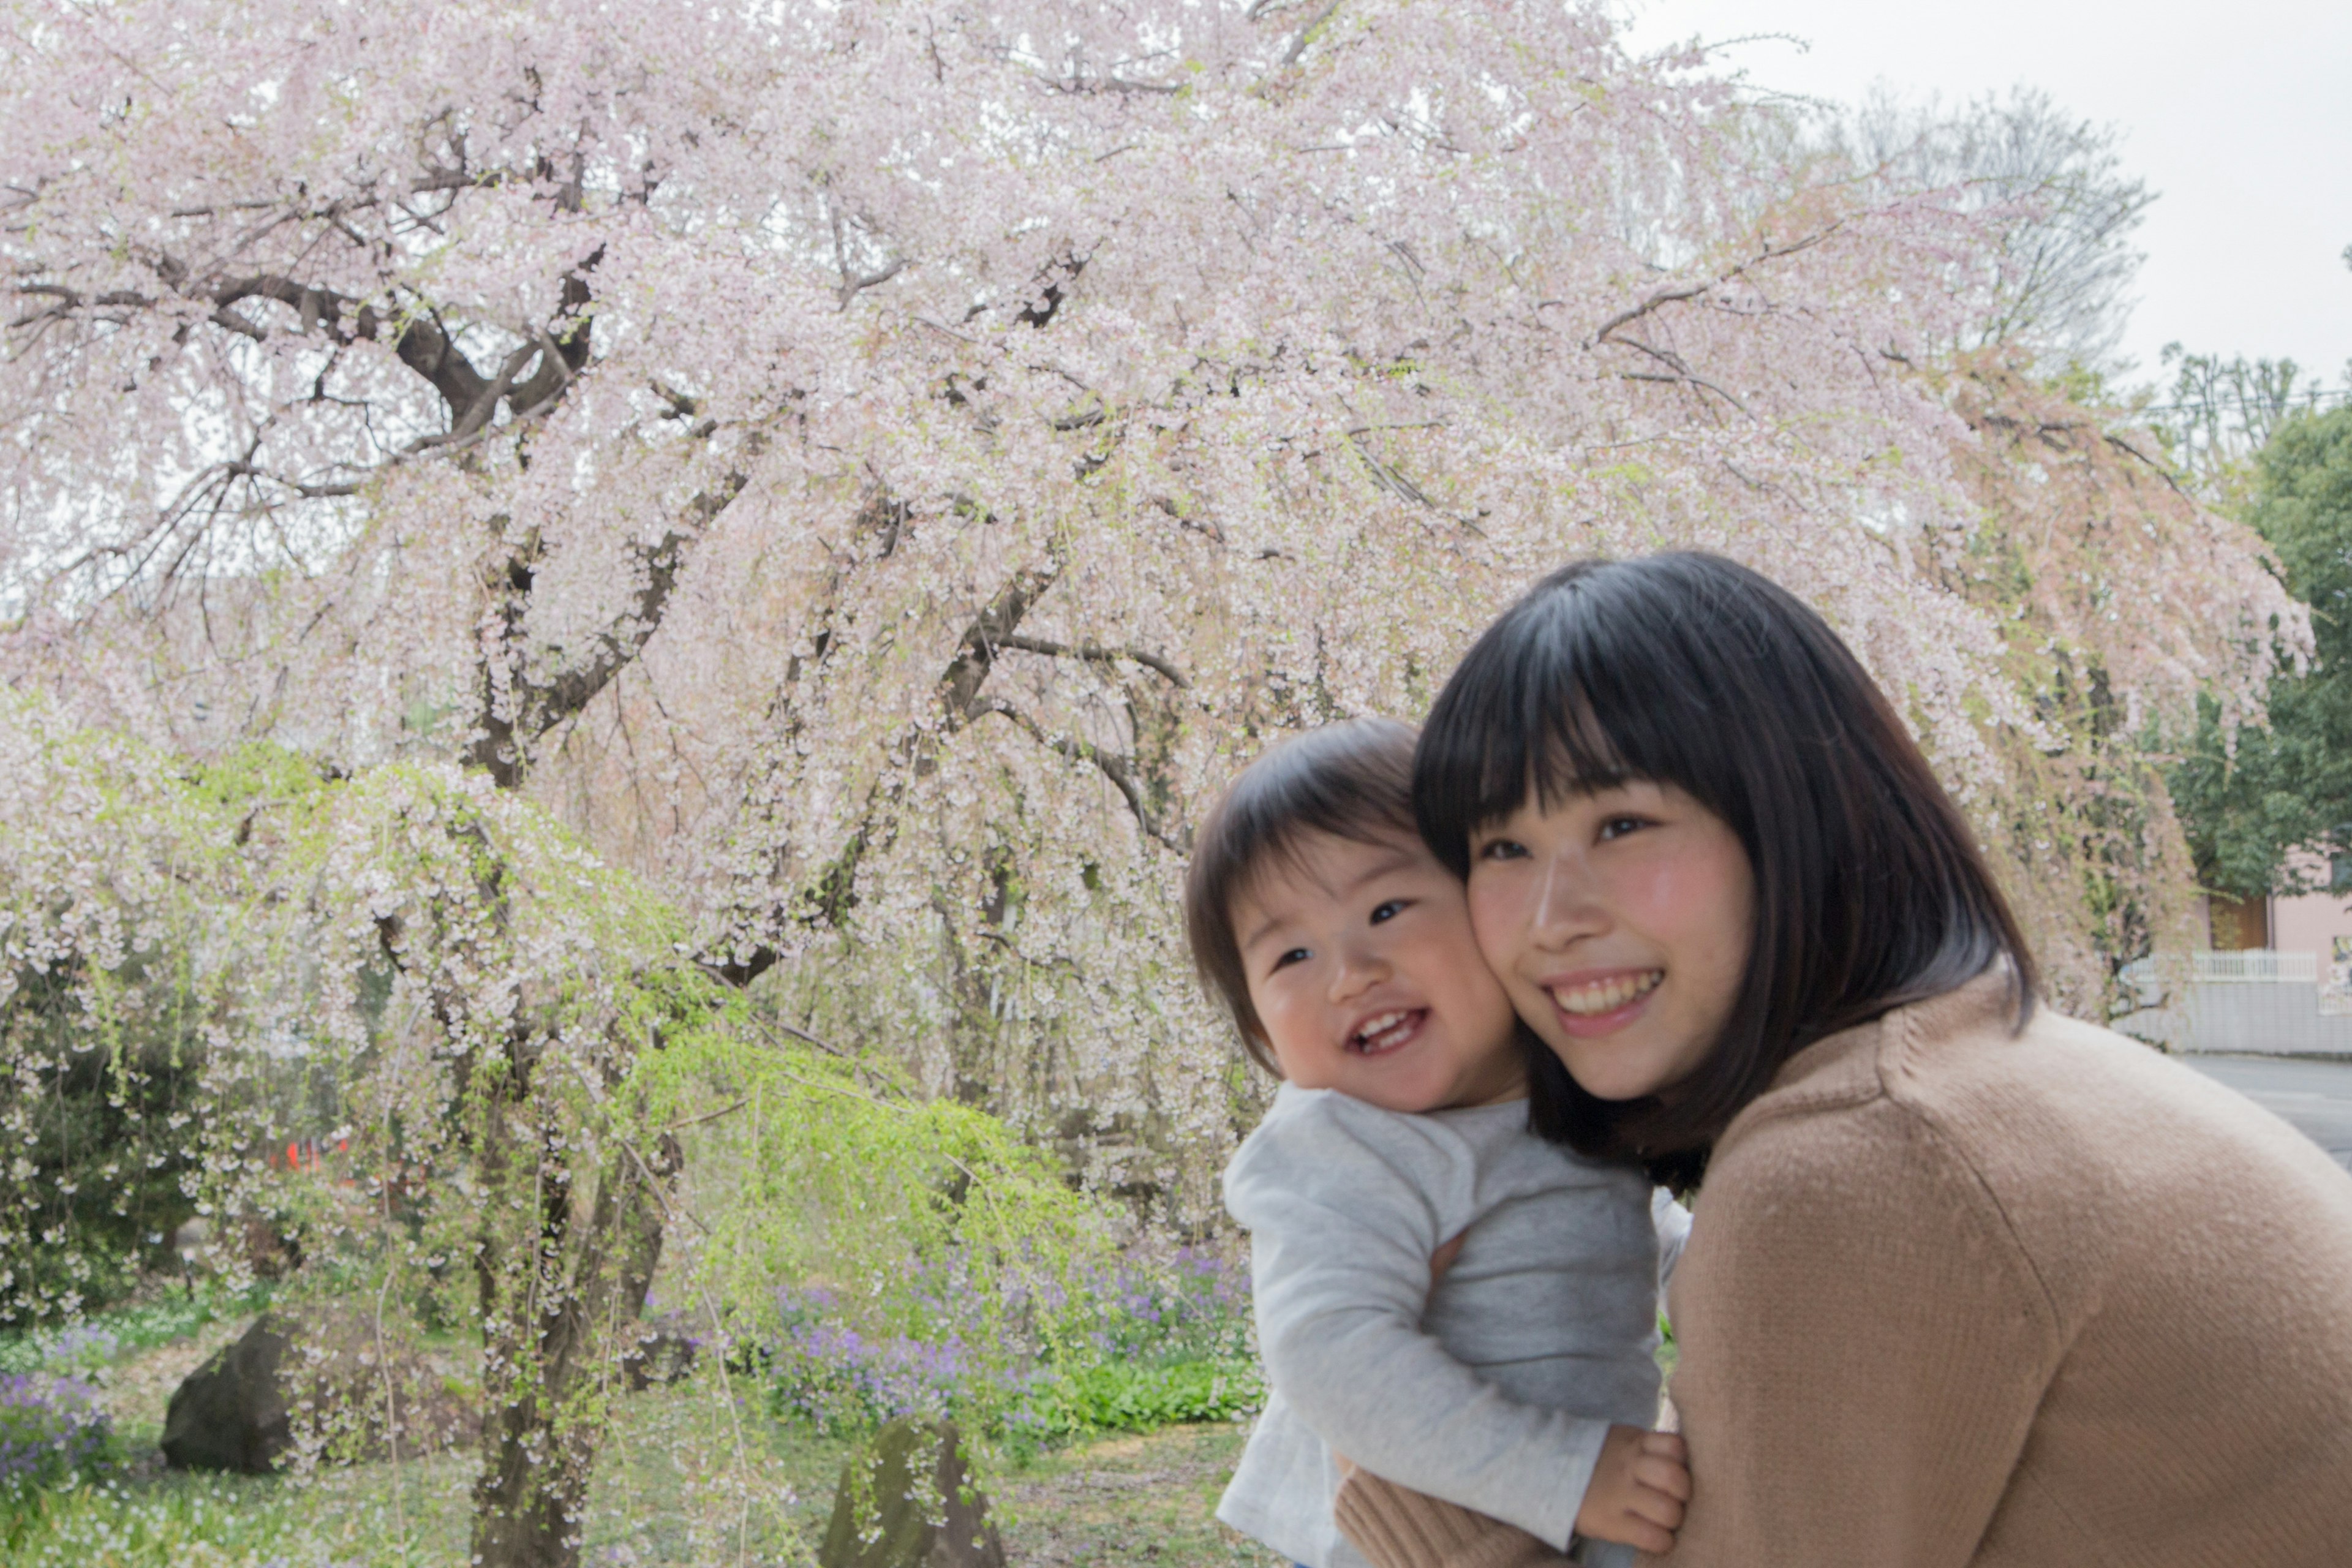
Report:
1,1,2303,1561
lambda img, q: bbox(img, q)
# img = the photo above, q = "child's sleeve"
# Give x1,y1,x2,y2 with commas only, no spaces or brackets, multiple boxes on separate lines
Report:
1225,1096,1609,1553
1651,1187,1692,1303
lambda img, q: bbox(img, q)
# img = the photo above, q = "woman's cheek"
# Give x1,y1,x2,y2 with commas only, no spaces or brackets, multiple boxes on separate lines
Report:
1619,833,1743,941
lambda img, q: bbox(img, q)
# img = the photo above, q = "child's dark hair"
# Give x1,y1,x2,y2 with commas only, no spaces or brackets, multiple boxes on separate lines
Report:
1184,718,1420,1072
1414,552,2037,1185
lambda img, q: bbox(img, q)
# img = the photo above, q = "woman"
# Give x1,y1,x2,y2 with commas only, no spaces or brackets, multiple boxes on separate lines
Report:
1333,554,2352,1567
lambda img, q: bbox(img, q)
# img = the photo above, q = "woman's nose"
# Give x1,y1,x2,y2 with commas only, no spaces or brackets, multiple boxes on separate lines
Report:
1531,850,1604,943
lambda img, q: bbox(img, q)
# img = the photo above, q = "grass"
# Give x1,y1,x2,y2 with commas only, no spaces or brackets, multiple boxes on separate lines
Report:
0,1307,1282,1568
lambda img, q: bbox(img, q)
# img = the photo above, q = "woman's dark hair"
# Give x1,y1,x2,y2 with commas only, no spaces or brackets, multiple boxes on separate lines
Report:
1184,718,1420,1073
1415,552,2036,1185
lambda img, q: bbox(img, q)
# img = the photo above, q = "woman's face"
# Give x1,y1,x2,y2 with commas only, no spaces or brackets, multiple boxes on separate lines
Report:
1464,779,1755,1102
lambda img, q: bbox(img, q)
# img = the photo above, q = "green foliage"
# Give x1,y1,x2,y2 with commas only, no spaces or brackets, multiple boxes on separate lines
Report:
0,707,289,1326
1041,1358,1260,1434
0,1471,312,1568
0,1282,271,1377
0,1375,110,1498
641,1020,1133,1458
2173,405,2352,896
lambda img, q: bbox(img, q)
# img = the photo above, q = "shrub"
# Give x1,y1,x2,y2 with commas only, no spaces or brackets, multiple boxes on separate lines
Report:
760,1246,1264,1447
0,1375,110,1495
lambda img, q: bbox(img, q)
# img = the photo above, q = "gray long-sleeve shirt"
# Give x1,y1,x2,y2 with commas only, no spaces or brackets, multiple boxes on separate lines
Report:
1216,1084,1687,1568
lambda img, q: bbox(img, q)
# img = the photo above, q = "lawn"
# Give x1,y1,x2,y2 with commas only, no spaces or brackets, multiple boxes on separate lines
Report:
1,1303,1284,1568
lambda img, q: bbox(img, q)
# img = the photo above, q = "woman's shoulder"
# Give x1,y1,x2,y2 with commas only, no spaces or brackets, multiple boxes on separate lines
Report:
1718,973,2153,1156
1702,974,2352,1300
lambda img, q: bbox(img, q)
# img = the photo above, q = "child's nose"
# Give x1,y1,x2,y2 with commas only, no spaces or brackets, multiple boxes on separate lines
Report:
1328,945,1390,999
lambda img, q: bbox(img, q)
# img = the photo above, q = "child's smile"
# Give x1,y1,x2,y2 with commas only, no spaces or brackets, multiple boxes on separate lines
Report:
1346,1005,1425,1054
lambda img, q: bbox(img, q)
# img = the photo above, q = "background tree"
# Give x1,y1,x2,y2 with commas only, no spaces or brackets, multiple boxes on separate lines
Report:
1832,86,2154,374
2150,347,2351,507
2171,404,2352,897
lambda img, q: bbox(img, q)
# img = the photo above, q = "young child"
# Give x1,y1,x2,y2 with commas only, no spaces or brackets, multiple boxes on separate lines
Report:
1186,718,1691,1568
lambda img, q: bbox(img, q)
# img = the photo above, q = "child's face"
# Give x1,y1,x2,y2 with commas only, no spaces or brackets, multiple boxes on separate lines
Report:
1464,778,1753,1103
1232,829,1526,1114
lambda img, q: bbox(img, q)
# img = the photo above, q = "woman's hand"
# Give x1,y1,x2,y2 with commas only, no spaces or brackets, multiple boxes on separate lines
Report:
1575,1425,1691,1555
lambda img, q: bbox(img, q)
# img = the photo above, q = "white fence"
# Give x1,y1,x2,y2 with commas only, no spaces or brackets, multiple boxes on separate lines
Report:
2118,950,2318,992
2114,949,2352,1055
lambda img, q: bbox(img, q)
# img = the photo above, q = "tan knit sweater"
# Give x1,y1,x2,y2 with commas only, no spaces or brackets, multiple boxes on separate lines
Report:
1333,973,2352,1568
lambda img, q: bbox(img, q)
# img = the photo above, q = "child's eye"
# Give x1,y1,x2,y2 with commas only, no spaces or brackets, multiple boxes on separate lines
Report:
1268,946,1311,973
1597,815,1649,842
1476,839,1529,862
1368,899,1410,925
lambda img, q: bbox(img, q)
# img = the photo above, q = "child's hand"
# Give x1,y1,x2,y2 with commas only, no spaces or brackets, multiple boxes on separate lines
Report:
1575,1425,1690,1555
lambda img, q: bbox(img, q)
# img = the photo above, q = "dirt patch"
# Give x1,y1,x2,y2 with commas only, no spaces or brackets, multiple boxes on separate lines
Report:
92,1313,248,1437
1003,1423,1286,1568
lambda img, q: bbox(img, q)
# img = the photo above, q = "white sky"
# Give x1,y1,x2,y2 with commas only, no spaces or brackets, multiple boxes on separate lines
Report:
1616,0,2352,391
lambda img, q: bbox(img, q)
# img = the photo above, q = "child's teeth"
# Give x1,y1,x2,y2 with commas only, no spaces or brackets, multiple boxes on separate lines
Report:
1355,1011,1411,1047
1554,971,1662,1016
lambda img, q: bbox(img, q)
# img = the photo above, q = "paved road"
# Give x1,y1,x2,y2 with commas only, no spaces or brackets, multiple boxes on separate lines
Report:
2184,1055,2352,1173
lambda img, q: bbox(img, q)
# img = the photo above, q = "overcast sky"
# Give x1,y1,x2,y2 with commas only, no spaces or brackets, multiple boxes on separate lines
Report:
1616,0,2352,393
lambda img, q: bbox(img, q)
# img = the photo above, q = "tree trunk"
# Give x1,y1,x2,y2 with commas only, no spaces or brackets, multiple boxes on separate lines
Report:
466,1065,678,1568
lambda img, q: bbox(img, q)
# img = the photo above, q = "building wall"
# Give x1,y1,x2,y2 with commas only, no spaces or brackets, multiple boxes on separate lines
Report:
2266,851,2352,1009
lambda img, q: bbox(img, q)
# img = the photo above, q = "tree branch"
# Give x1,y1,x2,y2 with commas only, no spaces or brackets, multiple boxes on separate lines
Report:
940,564,1064,724
971,697,1188,850
1586,224,1844,350
990,633,1189,688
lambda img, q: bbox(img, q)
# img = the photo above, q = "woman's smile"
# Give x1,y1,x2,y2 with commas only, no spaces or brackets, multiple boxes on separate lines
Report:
1544,967,1664,1030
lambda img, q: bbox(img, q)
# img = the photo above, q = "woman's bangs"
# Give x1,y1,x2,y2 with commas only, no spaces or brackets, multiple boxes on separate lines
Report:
1510,631,1723,827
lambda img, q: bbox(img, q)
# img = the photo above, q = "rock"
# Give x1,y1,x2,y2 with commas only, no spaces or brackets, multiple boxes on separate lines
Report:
160,1316,291,1473
160,1311,475,1473
819,1418,1007,1568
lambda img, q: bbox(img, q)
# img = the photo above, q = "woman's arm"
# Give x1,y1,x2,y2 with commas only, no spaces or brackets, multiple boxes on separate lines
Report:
1333,1472,1574,1568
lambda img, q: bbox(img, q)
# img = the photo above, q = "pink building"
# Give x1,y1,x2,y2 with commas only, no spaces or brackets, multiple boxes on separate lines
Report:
2150,853,2352,1053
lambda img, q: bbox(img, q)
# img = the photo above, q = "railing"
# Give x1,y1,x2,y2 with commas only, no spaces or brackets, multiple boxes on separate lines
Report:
2193,949,2318,983
2117,949,2319,997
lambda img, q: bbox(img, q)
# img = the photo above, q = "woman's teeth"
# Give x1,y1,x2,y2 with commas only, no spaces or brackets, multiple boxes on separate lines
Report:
1351,1011,1417,1051
1552,971,1663,1016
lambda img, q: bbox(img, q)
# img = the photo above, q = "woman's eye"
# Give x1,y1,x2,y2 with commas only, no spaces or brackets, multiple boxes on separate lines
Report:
1597,815,1649,842
1368,899,1409,925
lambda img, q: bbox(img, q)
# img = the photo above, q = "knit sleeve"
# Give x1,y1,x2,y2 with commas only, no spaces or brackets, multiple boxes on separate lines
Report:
1226,1093,1610,1550
1332,1471,1577,1568
1660,1098,2066,1568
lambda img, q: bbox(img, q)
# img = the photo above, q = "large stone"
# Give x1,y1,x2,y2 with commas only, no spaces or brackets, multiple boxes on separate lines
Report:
160,1311,475,1473
819,1418,1007,1568
160,1316,292,1473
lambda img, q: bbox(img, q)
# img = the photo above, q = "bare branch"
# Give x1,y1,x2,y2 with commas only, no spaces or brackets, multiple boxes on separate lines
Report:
991,633,1189,688
1586,225,1844,350
940,564,1063,723
971,697,1188,850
